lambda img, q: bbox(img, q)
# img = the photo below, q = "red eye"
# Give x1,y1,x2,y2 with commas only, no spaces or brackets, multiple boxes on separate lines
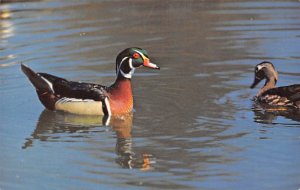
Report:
133,53,140,59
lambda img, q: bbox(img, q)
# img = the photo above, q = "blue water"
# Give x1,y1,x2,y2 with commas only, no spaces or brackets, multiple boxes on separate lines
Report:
1,1,300,189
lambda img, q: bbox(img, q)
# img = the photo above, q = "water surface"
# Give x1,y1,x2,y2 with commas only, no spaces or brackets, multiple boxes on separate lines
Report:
1,1,300,189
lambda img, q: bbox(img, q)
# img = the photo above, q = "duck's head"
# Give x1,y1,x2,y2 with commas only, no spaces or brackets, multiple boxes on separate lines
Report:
250,61,278,88
115,47,160,79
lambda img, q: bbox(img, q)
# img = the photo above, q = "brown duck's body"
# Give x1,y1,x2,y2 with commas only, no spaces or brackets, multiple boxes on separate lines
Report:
251,61,300,109
21,47,159,116
258,84,300,108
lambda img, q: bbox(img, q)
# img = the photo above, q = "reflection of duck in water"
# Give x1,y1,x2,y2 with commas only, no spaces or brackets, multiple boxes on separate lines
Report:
23,110,155,170
250,61,300,110
114,119,153,170
252,104,300,124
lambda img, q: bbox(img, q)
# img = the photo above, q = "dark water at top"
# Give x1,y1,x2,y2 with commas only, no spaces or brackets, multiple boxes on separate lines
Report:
1,1,300,189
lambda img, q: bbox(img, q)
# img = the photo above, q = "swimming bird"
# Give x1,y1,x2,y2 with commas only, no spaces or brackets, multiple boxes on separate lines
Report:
250,61,300,109
21,47,160,115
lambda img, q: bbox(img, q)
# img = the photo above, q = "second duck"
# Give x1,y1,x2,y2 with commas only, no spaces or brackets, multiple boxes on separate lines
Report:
250,61,300,109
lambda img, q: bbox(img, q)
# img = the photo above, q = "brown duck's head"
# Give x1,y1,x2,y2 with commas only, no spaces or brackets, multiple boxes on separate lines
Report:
115,47,160,79
250,61,278,88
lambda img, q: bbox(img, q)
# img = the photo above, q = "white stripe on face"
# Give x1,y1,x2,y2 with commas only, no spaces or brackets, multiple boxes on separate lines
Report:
117,56,135,79
133,50,146,60
129,57,133,69
117,56,129,75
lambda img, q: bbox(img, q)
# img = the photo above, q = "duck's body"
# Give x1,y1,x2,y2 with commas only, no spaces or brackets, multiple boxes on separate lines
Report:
21,47,159,116
250,61,300,109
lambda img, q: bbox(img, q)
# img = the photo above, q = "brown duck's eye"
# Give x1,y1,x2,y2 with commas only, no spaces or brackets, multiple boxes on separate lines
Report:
133,53,140,59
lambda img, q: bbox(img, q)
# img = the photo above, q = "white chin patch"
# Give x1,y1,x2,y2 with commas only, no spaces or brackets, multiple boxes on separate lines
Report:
120,68,135,79
118,58,135,79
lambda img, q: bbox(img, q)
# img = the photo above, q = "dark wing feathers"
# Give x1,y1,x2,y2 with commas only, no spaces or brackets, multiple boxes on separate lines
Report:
264,84,300,101
262,84,300,107
39,73,108,101
288,85,300,101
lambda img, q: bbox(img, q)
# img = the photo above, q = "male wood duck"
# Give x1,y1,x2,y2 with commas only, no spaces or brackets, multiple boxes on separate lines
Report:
250,61,300,109
21,47,160,116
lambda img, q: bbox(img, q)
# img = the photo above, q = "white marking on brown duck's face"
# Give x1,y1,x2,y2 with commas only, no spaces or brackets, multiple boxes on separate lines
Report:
256,65,264,72
259,62,278,81
254,62,278,83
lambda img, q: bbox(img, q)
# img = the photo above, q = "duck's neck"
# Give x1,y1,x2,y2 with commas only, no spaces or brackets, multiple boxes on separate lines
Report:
111,77,132,92
257,77,276,97
109,77,133,115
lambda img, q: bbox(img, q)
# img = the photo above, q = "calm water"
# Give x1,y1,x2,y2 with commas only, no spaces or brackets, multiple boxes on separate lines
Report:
1,1,300,189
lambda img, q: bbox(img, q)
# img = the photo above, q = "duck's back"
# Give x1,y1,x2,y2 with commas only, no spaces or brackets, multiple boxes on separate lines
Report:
259,84,300,108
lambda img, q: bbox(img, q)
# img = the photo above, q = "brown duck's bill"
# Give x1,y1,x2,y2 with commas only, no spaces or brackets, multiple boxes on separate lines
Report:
143,58,160,69
250,77,261,88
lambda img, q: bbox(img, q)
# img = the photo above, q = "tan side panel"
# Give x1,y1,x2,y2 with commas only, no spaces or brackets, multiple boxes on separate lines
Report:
55,100,104,115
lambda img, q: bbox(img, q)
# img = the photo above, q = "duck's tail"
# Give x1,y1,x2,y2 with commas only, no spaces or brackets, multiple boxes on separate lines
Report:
21,63,54,93
21,63,57,110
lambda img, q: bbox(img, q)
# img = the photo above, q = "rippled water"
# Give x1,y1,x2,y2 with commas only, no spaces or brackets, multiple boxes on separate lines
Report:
1,1,300,189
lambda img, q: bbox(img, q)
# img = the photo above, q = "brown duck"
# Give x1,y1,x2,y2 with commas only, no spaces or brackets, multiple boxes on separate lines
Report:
250,61,300,109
